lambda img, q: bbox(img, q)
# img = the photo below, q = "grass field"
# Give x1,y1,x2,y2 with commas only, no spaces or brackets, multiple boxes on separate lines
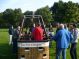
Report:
0,29,79,59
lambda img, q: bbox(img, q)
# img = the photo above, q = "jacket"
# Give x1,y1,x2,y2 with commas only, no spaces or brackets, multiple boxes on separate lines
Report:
70,28,79,43
53,29,72,48
32,26,44,41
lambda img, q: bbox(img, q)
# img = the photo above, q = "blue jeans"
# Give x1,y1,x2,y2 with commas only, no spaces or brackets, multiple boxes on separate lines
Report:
56,48,66,59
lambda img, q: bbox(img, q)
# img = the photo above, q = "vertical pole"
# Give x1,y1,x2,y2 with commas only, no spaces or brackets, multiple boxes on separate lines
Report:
40,16,47,38
21,15,25,32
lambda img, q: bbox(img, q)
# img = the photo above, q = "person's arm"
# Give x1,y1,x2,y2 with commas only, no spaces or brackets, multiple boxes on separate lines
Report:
49,33,54,40
67,31,73,43
50,31,60,41
74,29,78,42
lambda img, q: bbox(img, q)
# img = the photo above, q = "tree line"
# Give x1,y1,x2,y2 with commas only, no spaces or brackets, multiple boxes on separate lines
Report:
0,1,79,28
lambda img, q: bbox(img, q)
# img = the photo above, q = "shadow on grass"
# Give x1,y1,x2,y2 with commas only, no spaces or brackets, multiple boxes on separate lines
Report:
0,44,16,59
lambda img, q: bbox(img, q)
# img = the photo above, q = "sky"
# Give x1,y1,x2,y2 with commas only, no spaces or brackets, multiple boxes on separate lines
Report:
0,0,79,13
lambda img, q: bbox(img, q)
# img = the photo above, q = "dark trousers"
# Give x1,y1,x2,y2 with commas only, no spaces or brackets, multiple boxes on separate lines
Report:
12,38,18,54
12,38,18,59
70,43,77,59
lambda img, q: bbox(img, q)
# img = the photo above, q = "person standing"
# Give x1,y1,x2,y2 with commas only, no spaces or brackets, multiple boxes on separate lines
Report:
52,24,72,59
12,26,21,54
48,26,54,48
70,24,78,59
8,25,14,45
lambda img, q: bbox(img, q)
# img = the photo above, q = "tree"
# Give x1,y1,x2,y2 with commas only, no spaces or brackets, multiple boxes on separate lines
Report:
3,8,23,27
0,13,3,24
14,8,23,26
51,1,79,23
3,9,15,25
65,1,79,23
0,13,5,27
24,11,33,15
23,11,33,27
35,6,52,24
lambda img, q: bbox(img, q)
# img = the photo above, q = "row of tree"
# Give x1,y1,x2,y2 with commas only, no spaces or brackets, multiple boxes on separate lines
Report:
0,8,23,27
51,1,79,23
0,6,52,27
0,1,79,27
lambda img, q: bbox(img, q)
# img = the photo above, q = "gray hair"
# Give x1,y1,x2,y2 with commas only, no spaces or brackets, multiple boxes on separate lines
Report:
60,24,64,29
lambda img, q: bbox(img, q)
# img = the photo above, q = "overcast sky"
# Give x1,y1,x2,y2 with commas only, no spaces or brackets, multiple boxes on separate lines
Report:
0,0,79,13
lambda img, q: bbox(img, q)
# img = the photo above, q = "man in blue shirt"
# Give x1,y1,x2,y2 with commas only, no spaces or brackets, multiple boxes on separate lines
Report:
53,24,72,59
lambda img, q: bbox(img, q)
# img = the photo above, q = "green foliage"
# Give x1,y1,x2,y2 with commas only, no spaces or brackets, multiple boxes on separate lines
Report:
24,11,33,15
23,11,33,28
0,13,3,23
1,1,79,27
35,6,52,24
51,1,79,23
14,8,23,26
2,8,23,27
0,13,6,27
3,9,15,25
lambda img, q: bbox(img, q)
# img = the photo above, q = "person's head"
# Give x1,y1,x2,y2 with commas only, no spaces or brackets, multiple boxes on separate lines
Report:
73,24,77,28
12,25,13,29
33,23,35,27
35,23,41,27
56,23,60,28
17,26,20,31
69,23,74,30
59,24,64,29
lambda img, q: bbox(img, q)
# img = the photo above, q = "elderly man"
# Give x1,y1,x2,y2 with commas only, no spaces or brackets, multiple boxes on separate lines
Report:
52,24,72,59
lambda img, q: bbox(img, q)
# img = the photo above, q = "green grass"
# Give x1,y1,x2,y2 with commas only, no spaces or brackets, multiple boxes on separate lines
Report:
0,29,16,59
0,29,79,59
